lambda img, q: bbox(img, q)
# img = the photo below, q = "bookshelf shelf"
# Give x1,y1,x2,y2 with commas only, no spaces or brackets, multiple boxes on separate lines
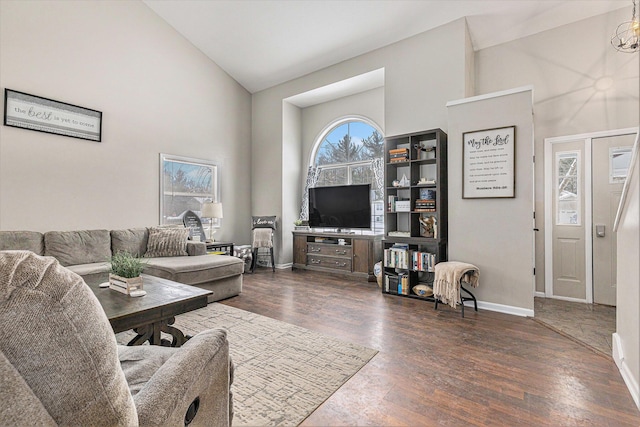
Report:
382,128,447,299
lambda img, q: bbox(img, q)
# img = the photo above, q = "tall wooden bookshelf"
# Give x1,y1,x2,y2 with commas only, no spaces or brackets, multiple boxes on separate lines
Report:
382,128,447,300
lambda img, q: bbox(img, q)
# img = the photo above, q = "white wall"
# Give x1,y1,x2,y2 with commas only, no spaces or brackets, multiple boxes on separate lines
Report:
281,101,302,263
252,19,468,264
614,137,640,408
475,7,640,292
0,0,252,243
447,88,535,314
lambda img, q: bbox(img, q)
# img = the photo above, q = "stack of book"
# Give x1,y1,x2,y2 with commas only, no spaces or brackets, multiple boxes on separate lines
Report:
415,188,436,212
389,148,409,163
414,199,436,212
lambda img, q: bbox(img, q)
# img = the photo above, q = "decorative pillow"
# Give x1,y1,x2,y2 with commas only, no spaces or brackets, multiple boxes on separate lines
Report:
144,227,189,258
111,228,149,257
252,216,277,230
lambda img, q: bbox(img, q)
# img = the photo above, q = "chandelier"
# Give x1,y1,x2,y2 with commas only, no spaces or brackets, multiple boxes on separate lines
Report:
611,0,640,53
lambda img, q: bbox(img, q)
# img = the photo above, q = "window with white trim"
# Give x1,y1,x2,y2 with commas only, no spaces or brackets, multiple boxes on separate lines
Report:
311,119,384,231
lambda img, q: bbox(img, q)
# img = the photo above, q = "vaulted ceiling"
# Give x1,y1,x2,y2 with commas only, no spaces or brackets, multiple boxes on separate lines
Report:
142,1,629,93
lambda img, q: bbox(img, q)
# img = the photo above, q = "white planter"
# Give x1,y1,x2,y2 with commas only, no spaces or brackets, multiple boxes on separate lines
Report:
109,274,143,295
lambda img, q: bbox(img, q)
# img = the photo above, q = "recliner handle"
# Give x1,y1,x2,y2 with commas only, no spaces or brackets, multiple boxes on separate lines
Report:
184,396,200,426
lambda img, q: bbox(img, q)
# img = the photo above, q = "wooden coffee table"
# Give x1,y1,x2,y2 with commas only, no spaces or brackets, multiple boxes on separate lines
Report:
85,273,212,347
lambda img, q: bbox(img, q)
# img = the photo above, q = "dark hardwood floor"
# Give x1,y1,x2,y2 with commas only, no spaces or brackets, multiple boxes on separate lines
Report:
220,268,640,426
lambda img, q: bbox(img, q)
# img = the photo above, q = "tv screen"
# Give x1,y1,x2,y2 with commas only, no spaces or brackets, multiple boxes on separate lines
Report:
308,184,371,229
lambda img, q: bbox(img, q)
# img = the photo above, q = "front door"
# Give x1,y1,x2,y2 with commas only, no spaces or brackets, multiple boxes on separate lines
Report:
551,141,586,299
591,135,635,306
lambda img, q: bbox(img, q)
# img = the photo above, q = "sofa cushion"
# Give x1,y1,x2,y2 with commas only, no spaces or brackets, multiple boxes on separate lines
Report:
145,227,189,258
66,262,111,277
118,344,177,396
111,228,149,257
144,255,243,285
44,230,111,267
0,231,45,255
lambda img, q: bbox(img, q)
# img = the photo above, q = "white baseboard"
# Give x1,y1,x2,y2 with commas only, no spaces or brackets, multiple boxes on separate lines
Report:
534,291,546,298
612,333,640,410
463,300,534,317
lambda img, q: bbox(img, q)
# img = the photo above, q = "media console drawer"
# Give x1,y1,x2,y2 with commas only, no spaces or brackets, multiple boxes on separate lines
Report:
307,243,352,257
307,255,352,272
292,231,383,281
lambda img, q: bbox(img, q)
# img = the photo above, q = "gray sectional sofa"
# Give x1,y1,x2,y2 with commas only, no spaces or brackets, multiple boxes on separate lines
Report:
0,227,243,302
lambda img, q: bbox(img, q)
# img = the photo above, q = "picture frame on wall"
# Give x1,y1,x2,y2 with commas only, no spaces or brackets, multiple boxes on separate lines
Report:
462,125,516,198
3,89,102,142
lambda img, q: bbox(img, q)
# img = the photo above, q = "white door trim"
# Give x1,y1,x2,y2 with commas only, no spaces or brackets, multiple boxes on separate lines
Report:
544,127,639,302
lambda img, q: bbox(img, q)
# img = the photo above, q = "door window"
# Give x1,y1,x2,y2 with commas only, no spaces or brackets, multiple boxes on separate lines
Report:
556,151,581,225
609,146,632,183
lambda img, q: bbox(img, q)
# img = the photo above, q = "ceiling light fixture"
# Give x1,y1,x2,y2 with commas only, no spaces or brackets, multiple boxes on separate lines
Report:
611,0,640,53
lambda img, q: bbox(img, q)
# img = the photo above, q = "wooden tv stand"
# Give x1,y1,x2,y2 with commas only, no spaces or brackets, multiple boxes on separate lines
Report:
292,231,382,281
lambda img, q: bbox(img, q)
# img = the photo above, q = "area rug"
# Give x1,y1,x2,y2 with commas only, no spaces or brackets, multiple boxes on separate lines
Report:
116,303,378,426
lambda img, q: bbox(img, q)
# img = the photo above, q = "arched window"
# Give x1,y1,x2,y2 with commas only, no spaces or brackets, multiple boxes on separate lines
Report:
310,118,385,232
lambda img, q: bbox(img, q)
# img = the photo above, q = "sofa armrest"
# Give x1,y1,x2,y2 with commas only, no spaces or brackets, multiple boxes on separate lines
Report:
0,349,57,426
187,241,206,256
133,329,231,427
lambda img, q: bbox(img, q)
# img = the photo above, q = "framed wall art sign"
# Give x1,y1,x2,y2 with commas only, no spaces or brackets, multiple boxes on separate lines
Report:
463,126,515,198
3,89,102,142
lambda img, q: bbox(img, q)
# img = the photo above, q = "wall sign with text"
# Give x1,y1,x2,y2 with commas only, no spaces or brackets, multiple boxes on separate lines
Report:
463,126,515,198
4,89,102,142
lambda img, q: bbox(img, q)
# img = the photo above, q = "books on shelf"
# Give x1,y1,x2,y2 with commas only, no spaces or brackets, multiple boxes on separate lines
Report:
412,251,436,272
384,243,410,269
385,272,410,295
389,147,409,163
384,245,437,273
414,199,436,212
398,272,410,295
387,196,410,212
385,274,398,293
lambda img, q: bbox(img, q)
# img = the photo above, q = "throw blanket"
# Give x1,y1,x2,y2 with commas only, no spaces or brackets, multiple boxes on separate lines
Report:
433,261,479,308
252,228,273,248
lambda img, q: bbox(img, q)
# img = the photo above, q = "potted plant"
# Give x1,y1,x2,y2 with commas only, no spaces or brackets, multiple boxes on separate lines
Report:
293,219,308,230
109,252,146,294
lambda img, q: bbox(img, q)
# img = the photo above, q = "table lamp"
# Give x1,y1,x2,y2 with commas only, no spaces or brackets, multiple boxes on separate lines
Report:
201,202,223,242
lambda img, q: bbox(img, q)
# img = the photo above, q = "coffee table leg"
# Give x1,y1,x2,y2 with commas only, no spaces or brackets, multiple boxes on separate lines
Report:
127,318,190,347
160,317,188,347
128,325,153,346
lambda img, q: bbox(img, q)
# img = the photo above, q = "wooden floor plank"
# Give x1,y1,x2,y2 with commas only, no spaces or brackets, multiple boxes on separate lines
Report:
221,269,639,426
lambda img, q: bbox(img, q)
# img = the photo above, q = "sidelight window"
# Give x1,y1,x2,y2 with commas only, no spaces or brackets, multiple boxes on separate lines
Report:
555,151,581,226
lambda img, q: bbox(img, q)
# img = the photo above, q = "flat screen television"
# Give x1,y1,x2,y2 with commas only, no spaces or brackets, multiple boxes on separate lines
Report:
308,184,371,230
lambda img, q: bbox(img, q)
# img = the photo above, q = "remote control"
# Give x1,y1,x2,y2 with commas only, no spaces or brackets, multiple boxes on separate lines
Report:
129,290,147,297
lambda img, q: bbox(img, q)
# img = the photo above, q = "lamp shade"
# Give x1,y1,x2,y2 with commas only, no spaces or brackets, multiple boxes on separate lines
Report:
201,202,223,219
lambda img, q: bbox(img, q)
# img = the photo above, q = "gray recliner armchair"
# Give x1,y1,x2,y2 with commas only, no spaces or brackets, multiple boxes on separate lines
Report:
0,250,233,426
